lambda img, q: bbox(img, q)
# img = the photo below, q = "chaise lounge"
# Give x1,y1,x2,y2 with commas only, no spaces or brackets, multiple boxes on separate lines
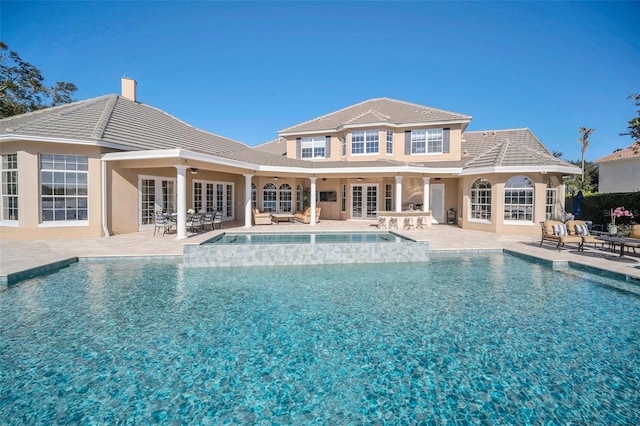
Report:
540,220,583,251
565,219,605,251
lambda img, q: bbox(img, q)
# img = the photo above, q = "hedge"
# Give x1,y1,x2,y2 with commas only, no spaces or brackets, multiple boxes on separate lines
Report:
565,192,640,227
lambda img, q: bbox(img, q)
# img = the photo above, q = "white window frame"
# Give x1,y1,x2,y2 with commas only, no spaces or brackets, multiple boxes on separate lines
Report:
545,177,558,220
1,153,18,224
504,175,534,224
411,129,443,155
39,154,89,227
301,136,326,159
138,175,176,229
351,130,379,155
386,131,394,155
278,183,293,213
469,178,492,223
193,179,234,219
263,183,277,212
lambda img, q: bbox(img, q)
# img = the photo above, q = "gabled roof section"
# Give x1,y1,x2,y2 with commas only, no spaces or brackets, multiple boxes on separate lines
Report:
0,94,249,155
594,142,640,163
462,128,571,169
279,98,471,135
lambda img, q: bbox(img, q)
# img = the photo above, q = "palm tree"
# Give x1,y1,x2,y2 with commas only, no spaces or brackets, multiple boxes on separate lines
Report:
578,127,594,190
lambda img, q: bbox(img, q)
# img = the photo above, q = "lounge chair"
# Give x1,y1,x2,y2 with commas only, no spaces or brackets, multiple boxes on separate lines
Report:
294,207,321,224
253,209,272,225
540,220,583,251
565,220,604,251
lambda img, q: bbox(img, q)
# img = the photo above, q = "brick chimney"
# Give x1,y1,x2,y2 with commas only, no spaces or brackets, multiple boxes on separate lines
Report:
121,77,137,102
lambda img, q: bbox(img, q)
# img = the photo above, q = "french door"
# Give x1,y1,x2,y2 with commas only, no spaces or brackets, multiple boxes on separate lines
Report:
193,180,234,220
351,184,378,219
139,176,175,228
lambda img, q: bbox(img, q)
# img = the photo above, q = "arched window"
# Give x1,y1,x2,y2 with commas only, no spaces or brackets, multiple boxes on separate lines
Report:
263,183,276,212
296,184,304,212
470,178,491,221
279,183,292,213
545,177,559,220
504,176,534,222
251,183,257,209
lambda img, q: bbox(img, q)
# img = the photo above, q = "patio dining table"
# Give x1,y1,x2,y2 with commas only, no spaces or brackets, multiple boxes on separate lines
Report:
596,236,640,262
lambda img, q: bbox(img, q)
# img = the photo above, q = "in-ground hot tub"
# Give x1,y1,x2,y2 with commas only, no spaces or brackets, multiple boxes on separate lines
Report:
183,231,429,267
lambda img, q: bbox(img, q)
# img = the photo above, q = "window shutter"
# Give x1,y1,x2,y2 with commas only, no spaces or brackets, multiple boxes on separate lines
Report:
405,131,411,155
443,128,450,153
325,136,331,158
296,138,301,159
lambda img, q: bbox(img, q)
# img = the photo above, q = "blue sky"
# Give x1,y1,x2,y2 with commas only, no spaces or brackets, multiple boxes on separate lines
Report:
2,1,639,161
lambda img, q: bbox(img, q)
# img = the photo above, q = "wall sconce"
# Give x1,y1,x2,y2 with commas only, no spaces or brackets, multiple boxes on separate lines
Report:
190,168,198,175
357,177,363,182
273,176,279,181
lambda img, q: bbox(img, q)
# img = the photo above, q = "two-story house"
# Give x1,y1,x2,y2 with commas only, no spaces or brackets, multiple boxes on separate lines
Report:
0,78,580,240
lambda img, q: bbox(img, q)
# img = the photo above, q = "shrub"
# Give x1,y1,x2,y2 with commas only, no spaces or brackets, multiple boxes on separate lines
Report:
565,192,640,227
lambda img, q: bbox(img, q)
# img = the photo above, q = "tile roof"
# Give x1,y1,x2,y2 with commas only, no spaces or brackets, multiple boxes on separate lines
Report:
279,98,471,134
594,142,640,163
461,128,571,169
0,95,249,155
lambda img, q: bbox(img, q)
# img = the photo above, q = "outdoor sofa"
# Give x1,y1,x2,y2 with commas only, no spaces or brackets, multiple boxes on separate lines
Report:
253,209,272,225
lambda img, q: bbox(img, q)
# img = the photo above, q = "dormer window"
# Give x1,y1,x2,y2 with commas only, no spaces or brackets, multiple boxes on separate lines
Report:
351,130,379,155
301,136,326,159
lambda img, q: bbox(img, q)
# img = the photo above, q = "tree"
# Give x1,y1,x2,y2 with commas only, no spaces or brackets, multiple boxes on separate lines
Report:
619,92,640,152
578,127,594,190
0,42,77,118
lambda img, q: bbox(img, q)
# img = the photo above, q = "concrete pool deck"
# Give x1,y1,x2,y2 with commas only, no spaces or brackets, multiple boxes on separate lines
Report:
2,220,640,286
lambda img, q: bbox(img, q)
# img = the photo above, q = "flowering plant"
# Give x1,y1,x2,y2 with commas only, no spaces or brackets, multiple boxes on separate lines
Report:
609,206,633,228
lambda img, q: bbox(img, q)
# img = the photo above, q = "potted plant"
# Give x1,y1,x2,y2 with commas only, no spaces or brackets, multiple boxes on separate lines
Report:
609,207,633,235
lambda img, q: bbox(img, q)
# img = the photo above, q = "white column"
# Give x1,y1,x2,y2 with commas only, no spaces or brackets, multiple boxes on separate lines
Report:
310,177,317,226
423,177,431,212
395,176,403,212
244,174,253,228
175,165,188,239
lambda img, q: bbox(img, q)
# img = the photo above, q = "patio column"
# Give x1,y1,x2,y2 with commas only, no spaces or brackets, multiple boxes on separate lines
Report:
423,177,431,212
559,181,566,219
395,176,403,212
310,177,317,225
175,165,188,239
244,174,253,228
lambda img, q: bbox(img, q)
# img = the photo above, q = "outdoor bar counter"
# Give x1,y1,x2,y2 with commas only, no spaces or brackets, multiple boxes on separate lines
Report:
376,210,432,229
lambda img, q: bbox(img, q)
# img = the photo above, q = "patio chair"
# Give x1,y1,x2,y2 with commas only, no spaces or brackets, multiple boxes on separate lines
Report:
253,209,271,225
213,211,223,229
188,213,204,233
202,212,214,231
154,211,176,236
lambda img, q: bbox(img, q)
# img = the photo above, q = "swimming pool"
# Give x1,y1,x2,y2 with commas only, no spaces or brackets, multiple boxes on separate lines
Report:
1,254,639,424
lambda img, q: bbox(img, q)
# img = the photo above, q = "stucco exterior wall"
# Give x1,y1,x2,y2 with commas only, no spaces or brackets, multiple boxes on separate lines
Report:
0,141,104,240
598,159,640,193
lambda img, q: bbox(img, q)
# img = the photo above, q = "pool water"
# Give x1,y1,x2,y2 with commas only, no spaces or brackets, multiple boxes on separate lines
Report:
1,254,639,424
205,231,410,244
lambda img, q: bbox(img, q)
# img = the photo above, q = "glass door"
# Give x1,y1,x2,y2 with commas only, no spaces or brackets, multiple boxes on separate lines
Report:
351,184,378,219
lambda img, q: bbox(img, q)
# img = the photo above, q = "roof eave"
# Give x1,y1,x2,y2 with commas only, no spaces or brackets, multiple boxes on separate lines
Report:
279,118,472,137
459,165,582,176
0,134,131,151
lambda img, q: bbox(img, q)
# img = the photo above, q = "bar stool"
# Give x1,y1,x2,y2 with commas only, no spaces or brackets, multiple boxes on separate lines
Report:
388,217,398,229
403,217,414,230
